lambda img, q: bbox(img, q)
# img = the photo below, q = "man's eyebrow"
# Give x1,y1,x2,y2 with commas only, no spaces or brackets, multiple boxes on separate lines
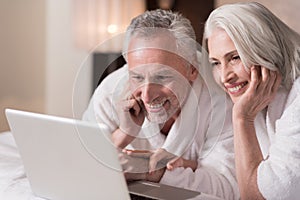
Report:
155,69,173,74
129,70,140,74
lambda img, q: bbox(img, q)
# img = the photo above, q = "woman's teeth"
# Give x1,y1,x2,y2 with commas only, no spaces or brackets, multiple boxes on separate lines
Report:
228,83,247,93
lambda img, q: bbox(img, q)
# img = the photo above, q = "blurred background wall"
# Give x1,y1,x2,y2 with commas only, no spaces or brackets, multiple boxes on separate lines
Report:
0,0,299,132
0,0,46,132
216,0,300,33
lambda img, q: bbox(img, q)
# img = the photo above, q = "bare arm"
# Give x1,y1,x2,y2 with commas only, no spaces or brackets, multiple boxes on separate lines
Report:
232,66,281,199
112,128,135,149
233,118,265,200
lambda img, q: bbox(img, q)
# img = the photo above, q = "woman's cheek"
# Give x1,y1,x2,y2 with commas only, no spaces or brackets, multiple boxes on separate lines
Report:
212,68,223,88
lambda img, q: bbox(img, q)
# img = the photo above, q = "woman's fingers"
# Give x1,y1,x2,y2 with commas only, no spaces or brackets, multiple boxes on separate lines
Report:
271,70,282,93
261,66,270,83
252,66,281,96
249,66,259,93
260,67,282,99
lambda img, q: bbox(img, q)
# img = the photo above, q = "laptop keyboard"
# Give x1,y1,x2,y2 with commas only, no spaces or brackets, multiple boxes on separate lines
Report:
130,193,157,200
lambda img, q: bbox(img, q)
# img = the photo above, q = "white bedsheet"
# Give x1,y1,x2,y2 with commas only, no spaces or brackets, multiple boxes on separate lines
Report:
0,132,44,200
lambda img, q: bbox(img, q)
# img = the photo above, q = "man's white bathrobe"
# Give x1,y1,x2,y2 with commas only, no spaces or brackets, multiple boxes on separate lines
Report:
83,65,239,200
255,77,300,199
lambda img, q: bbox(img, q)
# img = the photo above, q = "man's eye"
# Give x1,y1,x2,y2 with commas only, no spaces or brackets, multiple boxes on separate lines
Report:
157,75,168,79
155,75,171,81
131,75,144,81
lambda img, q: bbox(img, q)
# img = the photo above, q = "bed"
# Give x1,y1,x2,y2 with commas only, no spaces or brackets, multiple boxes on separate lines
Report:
0,131,44,200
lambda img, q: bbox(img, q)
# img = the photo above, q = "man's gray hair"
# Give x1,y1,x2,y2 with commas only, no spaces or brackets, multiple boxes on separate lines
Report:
122,9,198,68
203,2,300,89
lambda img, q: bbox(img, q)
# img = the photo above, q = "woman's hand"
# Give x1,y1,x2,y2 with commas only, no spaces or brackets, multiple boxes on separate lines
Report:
233,66,282,121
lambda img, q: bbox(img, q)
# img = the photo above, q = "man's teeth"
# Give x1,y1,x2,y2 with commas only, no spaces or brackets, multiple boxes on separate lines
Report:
147,98,169,109
148,101,164,109
228,83,246,92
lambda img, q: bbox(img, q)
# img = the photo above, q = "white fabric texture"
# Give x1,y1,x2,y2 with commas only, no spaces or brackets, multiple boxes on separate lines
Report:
83,65,239,200
255,77,300,199
0,132,43,200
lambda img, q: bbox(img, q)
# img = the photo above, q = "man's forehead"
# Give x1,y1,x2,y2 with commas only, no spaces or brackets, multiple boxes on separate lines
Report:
129,63,177,71
127,33,178,54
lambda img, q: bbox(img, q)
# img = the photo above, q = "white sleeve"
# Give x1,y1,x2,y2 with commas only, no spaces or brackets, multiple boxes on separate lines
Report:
82,95,97,122
162,78,205,157
257,94,300,200
160,130,239,200
82,66,128,132
160,94,239,200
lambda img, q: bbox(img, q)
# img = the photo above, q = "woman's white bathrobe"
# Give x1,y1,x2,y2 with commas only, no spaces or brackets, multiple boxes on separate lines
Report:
255,77,300,199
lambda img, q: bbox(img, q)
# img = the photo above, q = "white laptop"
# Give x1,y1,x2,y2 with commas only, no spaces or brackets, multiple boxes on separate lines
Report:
5,109,202,200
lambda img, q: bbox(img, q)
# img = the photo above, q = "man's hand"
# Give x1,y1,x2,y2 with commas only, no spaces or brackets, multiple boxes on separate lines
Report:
149,148,175,173
118,94,145,137
112,87,146,149
119,150,166,183
124,166,166,183
166,157,198,171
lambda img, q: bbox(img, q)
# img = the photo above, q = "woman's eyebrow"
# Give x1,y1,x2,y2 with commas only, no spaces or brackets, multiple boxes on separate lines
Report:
209,50,238,61
224,50,238,59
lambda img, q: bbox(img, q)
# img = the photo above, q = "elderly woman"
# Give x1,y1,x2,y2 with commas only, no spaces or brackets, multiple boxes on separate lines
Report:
201,2,300,200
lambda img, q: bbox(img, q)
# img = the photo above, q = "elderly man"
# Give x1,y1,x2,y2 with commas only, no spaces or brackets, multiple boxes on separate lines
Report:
83,9,238,200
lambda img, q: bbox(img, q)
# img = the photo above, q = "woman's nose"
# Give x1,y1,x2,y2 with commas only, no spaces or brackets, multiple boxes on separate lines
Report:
219,63,235,83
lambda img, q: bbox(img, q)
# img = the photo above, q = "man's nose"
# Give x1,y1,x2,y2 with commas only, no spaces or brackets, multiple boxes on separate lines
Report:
140,83,158,104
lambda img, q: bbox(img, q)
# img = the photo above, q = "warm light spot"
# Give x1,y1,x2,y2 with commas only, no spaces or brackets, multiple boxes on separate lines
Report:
107,24,118,33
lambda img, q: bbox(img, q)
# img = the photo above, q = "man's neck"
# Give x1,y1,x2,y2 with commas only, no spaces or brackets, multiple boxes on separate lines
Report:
160,118,174,136
160,109,181,135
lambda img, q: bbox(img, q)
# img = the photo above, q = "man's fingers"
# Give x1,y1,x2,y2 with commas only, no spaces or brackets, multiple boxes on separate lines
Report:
149,157,158,174
122,98,142,117
131,100,141,116
166,157,179,171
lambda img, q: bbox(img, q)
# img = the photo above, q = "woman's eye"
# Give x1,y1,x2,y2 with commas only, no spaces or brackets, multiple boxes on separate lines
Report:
231,55,240,62
228,55,241,66
210,62,220,67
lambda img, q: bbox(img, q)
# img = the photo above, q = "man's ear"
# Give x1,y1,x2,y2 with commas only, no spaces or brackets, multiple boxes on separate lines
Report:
189,65,198,81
